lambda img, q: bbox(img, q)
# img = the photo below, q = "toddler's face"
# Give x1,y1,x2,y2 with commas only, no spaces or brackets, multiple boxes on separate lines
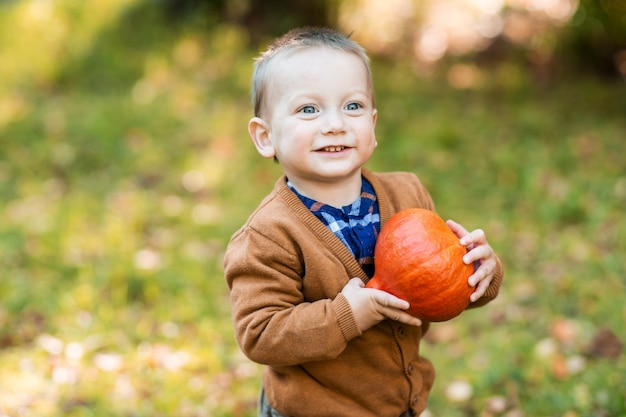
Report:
257,46,377,192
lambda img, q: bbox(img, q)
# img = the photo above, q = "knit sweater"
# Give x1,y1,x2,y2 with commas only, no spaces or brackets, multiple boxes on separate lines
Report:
224,169,503,417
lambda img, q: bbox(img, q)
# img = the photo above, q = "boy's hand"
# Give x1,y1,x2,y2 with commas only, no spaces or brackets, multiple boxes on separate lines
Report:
341,278,421,332
446,219,497,302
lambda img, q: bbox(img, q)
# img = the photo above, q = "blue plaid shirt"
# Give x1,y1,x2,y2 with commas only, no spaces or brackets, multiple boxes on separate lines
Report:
288,177,380,278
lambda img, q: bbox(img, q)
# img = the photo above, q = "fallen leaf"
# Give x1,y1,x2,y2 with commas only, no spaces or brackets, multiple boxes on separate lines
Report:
484,395,507,413
550,354,568,380
550,318,578,345
584,328,623,359
445,379,473,402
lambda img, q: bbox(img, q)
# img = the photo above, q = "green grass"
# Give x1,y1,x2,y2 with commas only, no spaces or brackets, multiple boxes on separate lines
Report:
1,1,625,416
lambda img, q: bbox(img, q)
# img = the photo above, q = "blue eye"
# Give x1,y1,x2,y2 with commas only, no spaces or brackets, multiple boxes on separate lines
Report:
300,105,317,114
346,102,361,111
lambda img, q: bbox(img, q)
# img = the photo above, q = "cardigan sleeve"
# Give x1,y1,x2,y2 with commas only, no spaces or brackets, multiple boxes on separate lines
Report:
224,225,361,367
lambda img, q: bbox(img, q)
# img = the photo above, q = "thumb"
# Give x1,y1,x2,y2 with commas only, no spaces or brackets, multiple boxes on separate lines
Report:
348,277,365,288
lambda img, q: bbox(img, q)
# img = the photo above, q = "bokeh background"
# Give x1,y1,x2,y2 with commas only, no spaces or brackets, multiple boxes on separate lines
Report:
1,0,625,416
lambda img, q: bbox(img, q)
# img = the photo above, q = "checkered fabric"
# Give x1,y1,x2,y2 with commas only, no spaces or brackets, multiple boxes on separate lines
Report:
288,177,380,278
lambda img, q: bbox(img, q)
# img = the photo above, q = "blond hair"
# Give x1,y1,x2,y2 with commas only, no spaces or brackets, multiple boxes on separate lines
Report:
251,27,375,118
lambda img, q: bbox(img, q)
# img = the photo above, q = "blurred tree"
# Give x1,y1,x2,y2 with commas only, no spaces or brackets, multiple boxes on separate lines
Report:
560,0,626,77
156,0,336,45
131,0,626,78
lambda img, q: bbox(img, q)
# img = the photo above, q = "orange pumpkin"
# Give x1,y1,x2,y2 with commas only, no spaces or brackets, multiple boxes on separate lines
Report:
366,208,475,322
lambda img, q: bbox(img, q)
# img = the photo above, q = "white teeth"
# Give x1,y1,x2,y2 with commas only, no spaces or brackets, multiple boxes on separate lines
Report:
324,146,345,152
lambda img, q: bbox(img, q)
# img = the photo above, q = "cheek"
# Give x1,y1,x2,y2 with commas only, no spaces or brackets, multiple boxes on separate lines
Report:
284,122,316,143
272,127,308,155
356,121,376,142
361,129,377,156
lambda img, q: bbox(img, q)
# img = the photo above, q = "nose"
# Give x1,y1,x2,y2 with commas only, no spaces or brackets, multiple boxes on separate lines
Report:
321,109,346,135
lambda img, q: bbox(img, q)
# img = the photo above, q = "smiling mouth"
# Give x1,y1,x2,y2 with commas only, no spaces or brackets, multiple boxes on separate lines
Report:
321,146,347,152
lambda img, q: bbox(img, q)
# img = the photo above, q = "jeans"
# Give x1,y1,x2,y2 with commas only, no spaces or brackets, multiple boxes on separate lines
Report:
258,384,416,417
258,385,288,417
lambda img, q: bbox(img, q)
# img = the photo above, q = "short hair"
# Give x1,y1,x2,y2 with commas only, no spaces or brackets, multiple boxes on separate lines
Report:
251,27,375,118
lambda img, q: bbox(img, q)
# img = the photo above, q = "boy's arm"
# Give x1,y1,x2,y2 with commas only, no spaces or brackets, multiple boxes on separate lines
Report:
224,228,361,367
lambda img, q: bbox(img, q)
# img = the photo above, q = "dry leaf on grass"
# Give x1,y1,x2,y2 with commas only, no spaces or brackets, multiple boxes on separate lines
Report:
584,328,623,359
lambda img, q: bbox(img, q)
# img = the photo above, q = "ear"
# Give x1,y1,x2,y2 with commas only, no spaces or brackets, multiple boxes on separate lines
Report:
248,117,276,159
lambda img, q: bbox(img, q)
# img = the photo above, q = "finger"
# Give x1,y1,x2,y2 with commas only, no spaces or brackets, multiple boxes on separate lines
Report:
467,257,496,285
468,263,495,299
467,268,485,287
380,307,422,326
374,291,410,310
460,228,486,247
462,244,492,265
470,277,492,302
446,219,469,239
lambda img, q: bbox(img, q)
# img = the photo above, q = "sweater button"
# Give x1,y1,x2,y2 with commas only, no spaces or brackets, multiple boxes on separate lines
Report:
397,326,406,338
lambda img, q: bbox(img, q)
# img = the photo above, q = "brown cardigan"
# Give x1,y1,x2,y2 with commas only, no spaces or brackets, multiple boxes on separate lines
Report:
224,169,503,417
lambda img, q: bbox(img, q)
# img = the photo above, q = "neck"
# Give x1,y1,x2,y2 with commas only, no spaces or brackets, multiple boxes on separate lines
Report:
289,173,362,208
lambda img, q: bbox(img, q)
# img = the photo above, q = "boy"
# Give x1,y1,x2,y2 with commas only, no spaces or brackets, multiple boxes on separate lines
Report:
224,27,503,417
